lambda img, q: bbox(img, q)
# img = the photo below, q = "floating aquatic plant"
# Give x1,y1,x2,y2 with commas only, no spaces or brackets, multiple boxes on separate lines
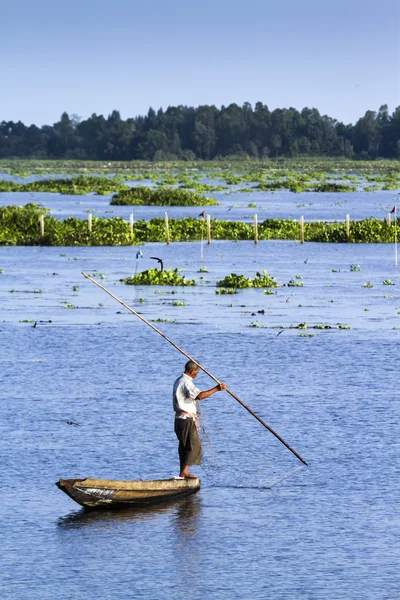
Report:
0,175,129,195
276,322,351,330
121,268,196,286
252,271,280,288
111,186,217,206
217,270,279,288
215,288,238,295
152,317,176,323
217,273,252,288
249,321,267,328
286,279,304,287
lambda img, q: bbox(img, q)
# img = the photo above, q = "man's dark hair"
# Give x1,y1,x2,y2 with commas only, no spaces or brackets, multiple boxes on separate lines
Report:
185,360,199,373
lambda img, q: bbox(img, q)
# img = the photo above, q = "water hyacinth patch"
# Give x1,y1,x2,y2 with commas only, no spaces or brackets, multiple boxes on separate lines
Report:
252,271,280,288
276,322,351,330
121,268,196,286
110,186,218,206
286,279,304,287
216,271,279,288
215,288,238,294
0,176,129,195
216,273,253,288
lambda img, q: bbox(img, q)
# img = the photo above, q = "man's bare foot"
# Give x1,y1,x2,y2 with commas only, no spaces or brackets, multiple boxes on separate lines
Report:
179,470,198,479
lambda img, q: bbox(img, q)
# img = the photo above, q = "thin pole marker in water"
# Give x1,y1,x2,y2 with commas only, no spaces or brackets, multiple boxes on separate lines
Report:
39,214,45,239
82,271,308,466
207,214,211,244
345,214,350,243
164,212,170,245
390,204,397,267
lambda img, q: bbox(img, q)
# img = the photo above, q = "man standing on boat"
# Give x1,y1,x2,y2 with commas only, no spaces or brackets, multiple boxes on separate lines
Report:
173,360,227,479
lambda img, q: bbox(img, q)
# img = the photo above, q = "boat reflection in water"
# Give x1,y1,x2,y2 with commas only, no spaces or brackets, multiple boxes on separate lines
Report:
57,494,201,533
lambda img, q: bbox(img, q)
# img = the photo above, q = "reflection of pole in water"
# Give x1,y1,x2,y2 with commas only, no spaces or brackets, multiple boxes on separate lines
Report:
172,495,202,585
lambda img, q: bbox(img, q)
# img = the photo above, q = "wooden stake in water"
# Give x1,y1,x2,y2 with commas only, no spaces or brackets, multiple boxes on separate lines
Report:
39,214,44,239
164,212,170,245
129,213,134,236
345,214,350,243
390,205,398,267
81,272,309,467
254,214,258,244
207,214,211,244
300,216,304,244
88,213,92,233
200,217,204,260
386,213,391,227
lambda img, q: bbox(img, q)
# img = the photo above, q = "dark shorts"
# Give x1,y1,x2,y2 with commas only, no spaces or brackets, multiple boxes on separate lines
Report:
174,418,202,468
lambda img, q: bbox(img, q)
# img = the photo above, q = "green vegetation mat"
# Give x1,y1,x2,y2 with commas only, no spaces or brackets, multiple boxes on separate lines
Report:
0,160,399,193
0,157,399,176
217,272,280,288
0,176,129,195
110,186,217,206
121,268,196,286
0,204,397,245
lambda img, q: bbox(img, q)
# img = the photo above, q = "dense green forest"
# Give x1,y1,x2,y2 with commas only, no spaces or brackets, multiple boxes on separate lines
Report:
1,103,399,161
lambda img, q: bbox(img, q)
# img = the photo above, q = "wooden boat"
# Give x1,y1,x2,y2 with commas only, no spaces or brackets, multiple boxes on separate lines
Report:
56,477,200,509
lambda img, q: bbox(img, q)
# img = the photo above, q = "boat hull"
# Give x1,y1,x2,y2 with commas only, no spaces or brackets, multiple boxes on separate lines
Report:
56,477,200,509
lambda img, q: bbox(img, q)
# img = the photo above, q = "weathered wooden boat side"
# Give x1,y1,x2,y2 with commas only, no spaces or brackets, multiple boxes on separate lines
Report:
56,477,200,509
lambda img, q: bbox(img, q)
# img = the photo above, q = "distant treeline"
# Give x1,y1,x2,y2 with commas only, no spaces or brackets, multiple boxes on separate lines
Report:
1,103,399,161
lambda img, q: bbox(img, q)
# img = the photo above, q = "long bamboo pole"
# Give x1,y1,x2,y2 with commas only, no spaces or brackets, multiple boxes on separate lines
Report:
82,272,308,466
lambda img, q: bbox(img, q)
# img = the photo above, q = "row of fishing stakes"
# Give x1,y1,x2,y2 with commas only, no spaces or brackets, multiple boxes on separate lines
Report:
38,211,398,267
82,271,309,467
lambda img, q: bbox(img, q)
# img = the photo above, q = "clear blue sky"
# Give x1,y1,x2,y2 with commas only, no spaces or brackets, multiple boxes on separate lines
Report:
2,0,399,127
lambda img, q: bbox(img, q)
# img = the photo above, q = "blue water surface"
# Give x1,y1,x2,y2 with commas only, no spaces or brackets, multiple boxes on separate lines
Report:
1,240,399,600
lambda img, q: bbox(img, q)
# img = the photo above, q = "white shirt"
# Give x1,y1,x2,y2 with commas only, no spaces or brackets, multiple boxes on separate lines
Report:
172,373,201,416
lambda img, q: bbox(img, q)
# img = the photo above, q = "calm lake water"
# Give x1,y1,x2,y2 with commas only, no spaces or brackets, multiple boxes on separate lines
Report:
0,187,397,223
1,239,399,599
